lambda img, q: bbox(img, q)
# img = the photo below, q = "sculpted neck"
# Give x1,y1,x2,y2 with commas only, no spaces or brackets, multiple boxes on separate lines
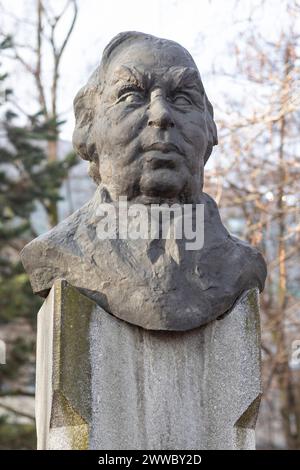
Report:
97,184,202,206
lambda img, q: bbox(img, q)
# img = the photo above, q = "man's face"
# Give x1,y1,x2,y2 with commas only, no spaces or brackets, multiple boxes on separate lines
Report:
92,40,209,203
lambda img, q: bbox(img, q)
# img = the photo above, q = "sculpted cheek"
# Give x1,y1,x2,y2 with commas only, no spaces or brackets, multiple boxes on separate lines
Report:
98,106,147,147
182,114,208,152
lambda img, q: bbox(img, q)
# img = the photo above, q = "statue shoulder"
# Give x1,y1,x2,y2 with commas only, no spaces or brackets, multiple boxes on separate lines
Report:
20,199,92,296
200,191,267,292
229,235,267,291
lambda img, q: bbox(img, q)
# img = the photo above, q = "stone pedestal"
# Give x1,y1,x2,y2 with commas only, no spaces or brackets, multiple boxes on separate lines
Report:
35,279,262,450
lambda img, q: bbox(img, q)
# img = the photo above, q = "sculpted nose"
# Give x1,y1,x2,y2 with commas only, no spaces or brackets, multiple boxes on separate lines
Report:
148,95,175,130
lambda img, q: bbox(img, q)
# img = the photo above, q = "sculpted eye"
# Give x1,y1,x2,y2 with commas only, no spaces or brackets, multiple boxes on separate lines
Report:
170,93,193,106
117,86,145,105
121,93,144,104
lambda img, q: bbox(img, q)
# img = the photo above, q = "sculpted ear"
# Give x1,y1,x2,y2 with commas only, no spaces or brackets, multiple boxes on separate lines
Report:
204,95,218,166
72,85,97,160
72,81,101,184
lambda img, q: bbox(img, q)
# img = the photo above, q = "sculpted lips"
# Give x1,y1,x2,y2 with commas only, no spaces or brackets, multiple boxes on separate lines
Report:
143,142,183,155
142,143,183,170
142,142,184,170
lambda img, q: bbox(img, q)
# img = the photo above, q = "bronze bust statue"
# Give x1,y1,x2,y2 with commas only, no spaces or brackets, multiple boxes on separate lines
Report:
21,32,267,330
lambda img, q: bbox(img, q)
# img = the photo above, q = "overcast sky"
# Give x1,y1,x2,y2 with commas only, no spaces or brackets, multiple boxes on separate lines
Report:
1,0,290,140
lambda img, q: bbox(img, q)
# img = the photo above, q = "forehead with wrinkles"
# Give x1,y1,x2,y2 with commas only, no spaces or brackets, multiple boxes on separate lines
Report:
105,37,195,68
108,65,204,95
101,37,202,88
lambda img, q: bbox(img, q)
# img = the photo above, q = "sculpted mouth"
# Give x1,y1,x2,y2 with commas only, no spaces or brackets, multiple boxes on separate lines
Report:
146,157,177,170
144,142,183,155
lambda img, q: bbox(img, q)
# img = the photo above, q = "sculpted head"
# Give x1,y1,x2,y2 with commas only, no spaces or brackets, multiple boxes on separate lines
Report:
73,31,218,204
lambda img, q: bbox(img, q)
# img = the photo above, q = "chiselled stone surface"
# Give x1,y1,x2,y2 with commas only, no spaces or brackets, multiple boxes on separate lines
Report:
36,280,262,450
21,32,267,330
